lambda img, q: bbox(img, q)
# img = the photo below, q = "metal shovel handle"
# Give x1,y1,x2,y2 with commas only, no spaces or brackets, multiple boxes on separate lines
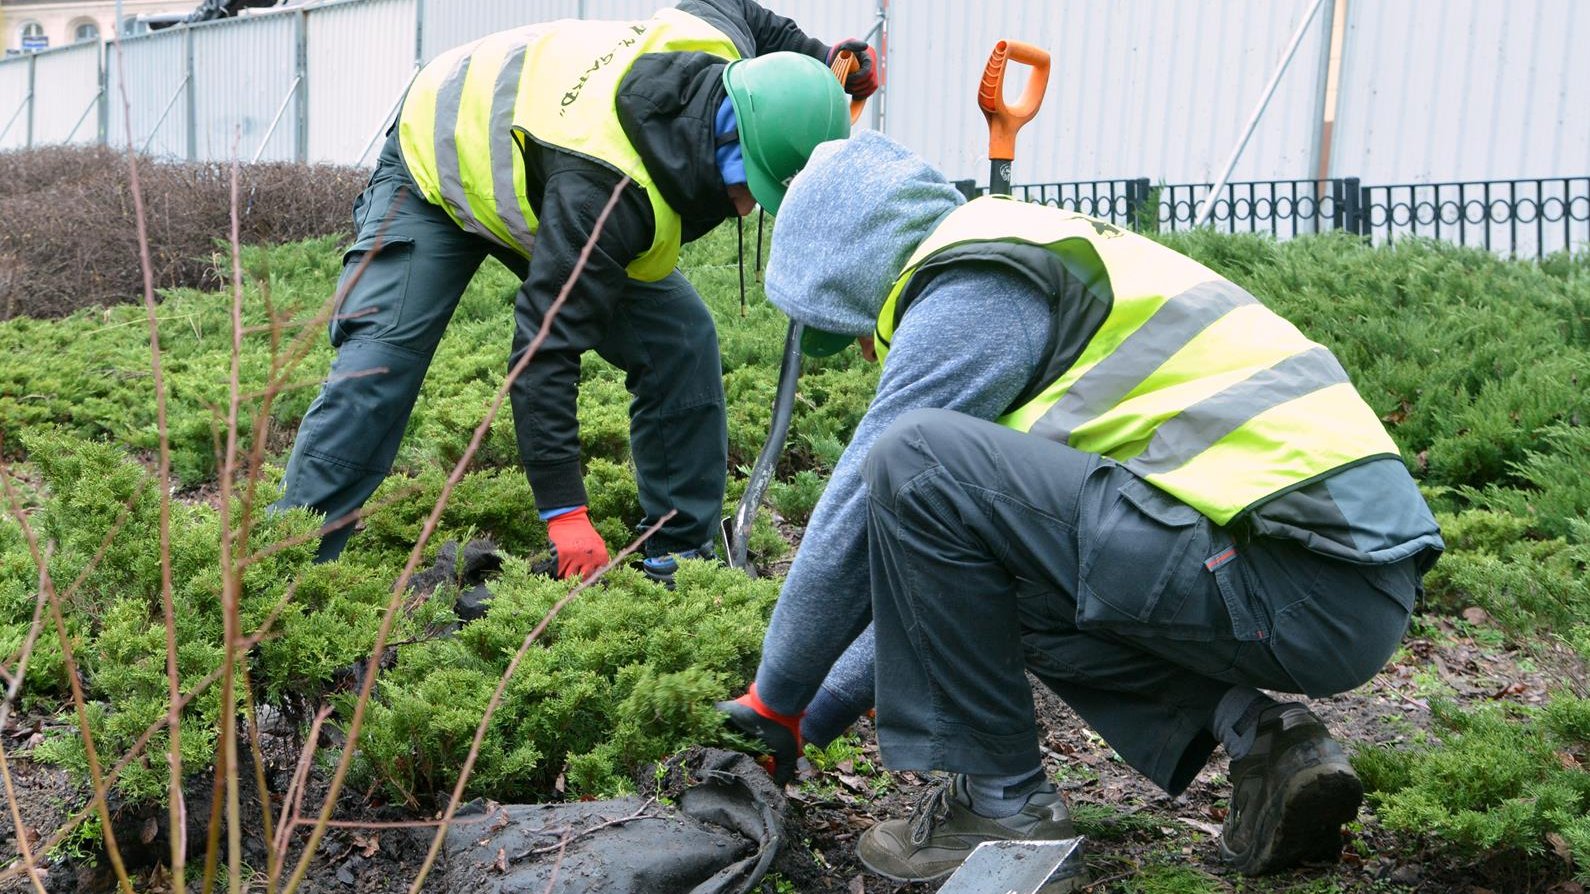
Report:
725,54,872,572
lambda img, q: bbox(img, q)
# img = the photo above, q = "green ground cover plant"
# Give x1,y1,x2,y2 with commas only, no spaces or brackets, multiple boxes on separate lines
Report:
2,217,1588,882
2,428,427,805
1353,697,1590,876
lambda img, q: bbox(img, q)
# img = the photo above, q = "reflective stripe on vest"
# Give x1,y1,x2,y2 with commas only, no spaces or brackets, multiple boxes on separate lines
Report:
398,10,740,281
876,196,1400,524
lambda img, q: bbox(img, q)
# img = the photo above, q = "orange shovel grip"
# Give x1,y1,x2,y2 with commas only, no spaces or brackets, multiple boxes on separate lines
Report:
830,49,868,124
979,40,1051,160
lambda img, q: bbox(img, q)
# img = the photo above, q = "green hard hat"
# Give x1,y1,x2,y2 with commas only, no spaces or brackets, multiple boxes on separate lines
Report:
722,52,851,215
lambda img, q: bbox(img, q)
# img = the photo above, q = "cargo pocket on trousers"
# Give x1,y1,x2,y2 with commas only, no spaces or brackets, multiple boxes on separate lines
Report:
1269,558,1417,696
330,235,416,345
1077,475,1219,641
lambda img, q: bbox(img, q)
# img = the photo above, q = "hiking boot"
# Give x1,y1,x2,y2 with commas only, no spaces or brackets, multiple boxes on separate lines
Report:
641,542,718,589
858,774,1075,882
1220,703,1363,875
715,683,803,784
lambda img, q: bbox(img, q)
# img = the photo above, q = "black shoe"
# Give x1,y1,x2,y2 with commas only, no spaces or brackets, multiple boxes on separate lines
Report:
1220,704,1363,875
641,543,718,589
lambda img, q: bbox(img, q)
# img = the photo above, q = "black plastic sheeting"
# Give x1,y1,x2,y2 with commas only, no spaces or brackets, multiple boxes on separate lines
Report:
408,539,505,624
442,749,786,894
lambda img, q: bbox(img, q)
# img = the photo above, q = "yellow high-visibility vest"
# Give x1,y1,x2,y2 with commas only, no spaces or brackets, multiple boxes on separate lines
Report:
875,196,1400,524
398,9,741,281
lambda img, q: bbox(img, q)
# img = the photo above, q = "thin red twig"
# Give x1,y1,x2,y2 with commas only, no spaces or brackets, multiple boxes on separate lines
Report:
109,29,187,894
283,175,635,894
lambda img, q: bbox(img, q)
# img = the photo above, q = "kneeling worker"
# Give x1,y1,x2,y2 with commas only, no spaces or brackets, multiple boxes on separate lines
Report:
720,131,1443,882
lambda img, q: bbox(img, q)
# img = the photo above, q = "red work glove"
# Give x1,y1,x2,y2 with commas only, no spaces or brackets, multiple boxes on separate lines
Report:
828,38,879,99
545,506,610,581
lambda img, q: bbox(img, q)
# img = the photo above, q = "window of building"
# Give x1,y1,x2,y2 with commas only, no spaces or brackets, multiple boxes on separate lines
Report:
74,21,101,43
19,22,48,52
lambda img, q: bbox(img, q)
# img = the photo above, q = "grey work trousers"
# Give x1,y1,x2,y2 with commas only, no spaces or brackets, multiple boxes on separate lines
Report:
278,135,728,560
862,409,1419,795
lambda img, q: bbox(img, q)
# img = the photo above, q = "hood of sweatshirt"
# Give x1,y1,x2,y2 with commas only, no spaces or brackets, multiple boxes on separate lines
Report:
765,131,966,349
616,50,738,237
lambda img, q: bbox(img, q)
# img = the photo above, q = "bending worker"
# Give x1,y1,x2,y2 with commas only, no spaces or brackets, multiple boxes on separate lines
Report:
276,0,868,581
720,132,1443,882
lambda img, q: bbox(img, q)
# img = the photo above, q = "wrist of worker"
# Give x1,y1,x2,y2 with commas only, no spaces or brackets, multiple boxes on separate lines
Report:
527,458,588,513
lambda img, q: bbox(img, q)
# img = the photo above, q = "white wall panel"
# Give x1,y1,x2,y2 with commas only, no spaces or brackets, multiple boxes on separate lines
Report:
192,12,298,161
888,0,1331,185
31,42,103,145
106,29,190,158
759,0,884,129
306,0,417,164
1331,0,1590,183
420,0,577,61
0,56,31,151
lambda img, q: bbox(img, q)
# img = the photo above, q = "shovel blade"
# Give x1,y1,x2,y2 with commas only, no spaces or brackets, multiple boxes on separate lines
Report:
935,837,1086,894
721,515,757,578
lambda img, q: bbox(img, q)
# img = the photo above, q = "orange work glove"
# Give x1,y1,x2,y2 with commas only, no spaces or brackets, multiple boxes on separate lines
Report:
545,506,610,580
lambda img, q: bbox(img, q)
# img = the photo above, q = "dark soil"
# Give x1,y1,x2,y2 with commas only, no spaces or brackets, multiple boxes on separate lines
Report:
1,612,1581,894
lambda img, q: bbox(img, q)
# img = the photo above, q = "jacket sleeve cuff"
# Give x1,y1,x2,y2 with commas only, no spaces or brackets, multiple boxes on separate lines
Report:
526,459,588,512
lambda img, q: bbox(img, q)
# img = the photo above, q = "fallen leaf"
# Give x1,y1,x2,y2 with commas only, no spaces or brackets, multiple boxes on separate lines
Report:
554,771,566,795
353,832,380,858
492,847,507,874
1547,832,1573,863
848,875,865,894
838,773,868,793
1461,607,1491,625
1177,817,1222,837
1382,401,1412,424
837,758,854,774
1558,751,1583,772
1545,883,1584,894
141,816,158,845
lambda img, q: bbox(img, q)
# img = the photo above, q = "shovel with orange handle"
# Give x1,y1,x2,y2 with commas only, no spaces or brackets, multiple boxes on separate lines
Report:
979,39,1051,197
939,51,1093,894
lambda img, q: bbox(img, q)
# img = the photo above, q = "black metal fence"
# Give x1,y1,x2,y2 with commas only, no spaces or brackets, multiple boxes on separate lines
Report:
960,175,1590,260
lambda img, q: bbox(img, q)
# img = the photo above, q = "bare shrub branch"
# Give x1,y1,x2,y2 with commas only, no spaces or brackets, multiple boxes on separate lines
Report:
0,578,302,890
103,30,192,893
0,467,136,894
407,511,674,893
282,176,634,894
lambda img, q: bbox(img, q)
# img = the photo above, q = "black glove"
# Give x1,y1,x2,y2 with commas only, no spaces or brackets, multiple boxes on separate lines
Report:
827,39,879,100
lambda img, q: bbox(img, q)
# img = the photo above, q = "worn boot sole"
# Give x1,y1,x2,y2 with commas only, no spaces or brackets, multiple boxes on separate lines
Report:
1222,762,1363,875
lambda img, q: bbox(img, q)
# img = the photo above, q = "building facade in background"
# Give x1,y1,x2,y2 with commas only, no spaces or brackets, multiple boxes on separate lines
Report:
1,0,194,54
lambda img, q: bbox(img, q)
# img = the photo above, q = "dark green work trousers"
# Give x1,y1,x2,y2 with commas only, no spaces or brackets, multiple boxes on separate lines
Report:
278,135,728,560
863,409,1419,795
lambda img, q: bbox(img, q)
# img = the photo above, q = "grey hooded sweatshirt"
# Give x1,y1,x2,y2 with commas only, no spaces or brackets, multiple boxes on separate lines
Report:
752,132,1442,741
752,132,1055,734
